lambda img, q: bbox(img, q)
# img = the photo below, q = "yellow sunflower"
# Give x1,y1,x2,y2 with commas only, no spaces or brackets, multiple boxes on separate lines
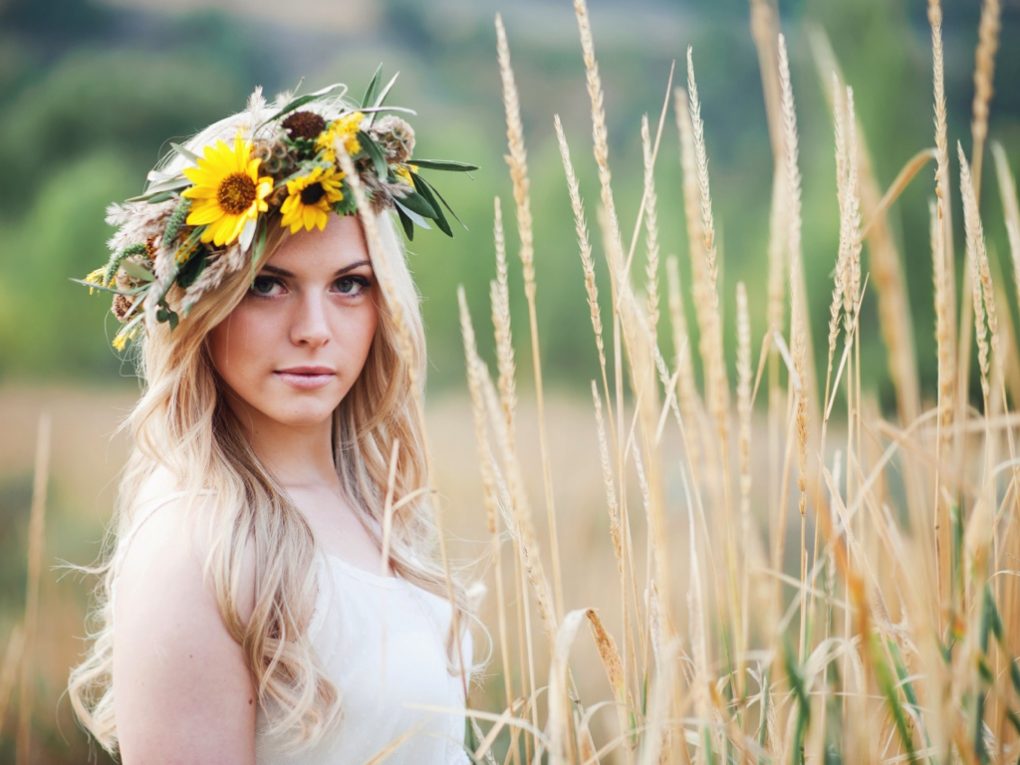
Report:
280,166,345,233
181,136,273,247
316,111,364,162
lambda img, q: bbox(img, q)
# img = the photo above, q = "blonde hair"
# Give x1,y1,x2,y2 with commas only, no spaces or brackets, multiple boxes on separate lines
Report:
66,91,487,758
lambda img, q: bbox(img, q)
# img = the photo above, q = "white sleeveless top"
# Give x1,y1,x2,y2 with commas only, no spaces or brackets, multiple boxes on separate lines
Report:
111,494,473,764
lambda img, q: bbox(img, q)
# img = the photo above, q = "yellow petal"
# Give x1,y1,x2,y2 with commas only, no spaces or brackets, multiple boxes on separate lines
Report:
187,202,225,226
212,217,235,247
213,138,235,160
182,184,217,200
283,210,303,234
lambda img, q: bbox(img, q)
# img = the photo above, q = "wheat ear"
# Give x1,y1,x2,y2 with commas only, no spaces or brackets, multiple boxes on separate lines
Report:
496,13,565,625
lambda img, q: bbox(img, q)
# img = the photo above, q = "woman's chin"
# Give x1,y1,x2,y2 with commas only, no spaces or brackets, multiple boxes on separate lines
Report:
270,400,342,429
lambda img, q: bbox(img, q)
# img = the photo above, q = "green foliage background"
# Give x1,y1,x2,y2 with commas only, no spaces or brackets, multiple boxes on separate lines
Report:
1,0,1017,402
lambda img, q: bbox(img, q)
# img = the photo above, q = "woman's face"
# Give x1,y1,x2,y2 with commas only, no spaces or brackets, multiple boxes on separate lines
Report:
207,215,379,431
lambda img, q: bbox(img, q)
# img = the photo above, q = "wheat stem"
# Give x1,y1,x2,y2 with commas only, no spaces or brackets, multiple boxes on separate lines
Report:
16,413,50,765
970,0,1000,203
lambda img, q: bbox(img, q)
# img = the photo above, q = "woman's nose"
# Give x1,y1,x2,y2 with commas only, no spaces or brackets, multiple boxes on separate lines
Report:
289,291,331,347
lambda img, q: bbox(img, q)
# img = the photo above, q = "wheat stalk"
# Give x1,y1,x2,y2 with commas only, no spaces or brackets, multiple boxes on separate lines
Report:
640,114,662,335
572,0,625,275
736,281,753,704
684,52,744,684
553,115,612,425
776,34,813,664
574,0,678,670
664,256,704,475
464,313,519,765
809,29,921,431
458,286,554,756
765,168,788,530
0,623,24,741
496,12,566,626
823,77,850,423
839,88,862,347
673,87,706,322
958,144,1018,545
924,0,960,616
571,4,632,602
969,0,1001,202
16,413,50,765
991,143,1020,317
749,1,792,547
684,48,730,442
490,196,518,444
958,143,996,419
461,289,542,762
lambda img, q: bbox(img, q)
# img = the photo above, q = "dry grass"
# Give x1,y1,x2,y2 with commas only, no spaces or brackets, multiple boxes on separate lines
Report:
455,1,1020,762
969,0,1001,202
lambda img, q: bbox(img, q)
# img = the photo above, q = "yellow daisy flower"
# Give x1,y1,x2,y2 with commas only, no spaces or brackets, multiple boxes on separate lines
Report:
279,166,345,234
316,111,364,162
181,136,273,247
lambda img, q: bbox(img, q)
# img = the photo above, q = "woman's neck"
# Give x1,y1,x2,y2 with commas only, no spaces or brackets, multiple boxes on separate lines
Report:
226,397,340,488
257,437,339,488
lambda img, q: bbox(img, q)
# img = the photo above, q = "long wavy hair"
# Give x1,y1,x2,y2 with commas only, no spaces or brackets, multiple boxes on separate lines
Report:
66,92,487,758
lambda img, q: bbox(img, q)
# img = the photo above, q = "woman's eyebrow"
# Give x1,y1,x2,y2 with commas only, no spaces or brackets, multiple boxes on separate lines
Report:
260,260,372,278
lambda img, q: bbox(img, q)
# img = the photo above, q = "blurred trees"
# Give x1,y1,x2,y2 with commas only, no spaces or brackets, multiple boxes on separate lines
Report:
0,0,1016,406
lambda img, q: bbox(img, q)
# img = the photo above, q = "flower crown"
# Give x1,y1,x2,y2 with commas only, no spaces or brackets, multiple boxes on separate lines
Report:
76,69,476,351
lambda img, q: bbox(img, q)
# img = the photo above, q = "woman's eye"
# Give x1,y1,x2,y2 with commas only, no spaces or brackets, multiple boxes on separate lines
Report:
334,275,371,296
249,275,283,297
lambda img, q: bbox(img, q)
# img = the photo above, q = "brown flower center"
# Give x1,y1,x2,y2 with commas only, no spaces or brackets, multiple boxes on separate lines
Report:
300,183,326,205
283,110,327,141
217,173,258,215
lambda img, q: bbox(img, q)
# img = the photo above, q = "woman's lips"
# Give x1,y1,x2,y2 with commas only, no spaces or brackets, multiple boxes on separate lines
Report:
273,369,336,390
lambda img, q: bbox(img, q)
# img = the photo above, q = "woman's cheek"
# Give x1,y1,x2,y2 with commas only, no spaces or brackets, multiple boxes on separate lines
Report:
234,309,275,359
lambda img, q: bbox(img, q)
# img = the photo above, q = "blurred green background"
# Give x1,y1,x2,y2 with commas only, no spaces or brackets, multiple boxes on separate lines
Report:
0,0,1017,761
2,0,1017,396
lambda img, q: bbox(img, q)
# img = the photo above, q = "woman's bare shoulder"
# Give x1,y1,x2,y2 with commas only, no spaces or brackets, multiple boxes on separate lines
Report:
115,476,258,629
130,463,190,512
112,485,260,761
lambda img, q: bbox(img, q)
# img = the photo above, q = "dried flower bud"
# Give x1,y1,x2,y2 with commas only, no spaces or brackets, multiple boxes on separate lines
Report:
112,293,135,322
282,110,327,140
372,115,416,163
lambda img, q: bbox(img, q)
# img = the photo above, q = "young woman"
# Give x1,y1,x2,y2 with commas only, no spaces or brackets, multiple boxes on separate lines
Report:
67,78,485,763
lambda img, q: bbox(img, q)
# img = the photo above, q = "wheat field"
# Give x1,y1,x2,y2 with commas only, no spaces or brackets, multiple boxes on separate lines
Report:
453,0,1020,762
